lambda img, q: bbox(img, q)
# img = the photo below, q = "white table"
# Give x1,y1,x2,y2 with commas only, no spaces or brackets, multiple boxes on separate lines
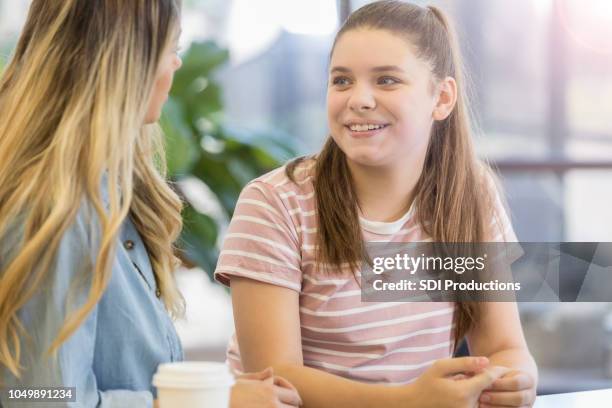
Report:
534,388,612,407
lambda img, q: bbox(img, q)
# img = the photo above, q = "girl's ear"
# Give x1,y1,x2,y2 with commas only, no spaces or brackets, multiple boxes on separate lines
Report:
432,76,457,121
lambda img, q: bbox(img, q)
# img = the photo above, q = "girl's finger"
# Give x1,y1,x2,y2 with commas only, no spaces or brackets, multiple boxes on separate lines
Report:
479,389,535,406
274,384,303,406
487,373,534,391
432,357,489,377
465,366,511,393
274,375,298,391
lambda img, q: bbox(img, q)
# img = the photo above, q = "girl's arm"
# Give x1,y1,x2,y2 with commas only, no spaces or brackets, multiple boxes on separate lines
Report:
231,277,404,408
466,302,538,407
231,277,505,408
467,179,538,406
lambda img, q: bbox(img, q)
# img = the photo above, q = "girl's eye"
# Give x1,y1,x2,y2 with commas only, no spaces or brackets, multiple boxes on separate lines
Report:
378,76,399,85
332,76,351,86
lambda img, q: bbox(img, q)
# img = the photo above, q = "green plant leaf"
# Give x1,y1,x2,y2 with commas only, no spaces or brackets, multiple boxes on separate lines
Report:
179,204,219,277
162,40,297,273
160,98,199,177
170,41,229,98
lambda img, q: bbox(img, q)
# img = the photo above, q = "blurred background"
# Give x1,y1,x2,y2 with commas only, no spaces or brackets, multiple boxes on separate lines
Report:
2,0,612,395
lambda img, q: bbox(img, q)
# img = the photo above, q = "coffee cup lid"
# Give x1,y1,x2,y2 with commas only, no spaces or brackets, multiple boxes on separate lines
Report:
153,362,235,389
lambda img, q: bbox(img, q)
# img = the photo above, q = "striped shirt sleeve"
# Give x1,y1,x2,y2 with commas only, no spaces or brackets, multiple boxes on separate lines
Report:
214,180,303,292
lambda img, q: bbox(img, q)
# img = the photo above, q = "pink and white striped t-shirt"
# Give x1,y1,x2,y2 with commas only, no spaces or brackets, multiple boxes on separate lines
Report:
214,158,516,385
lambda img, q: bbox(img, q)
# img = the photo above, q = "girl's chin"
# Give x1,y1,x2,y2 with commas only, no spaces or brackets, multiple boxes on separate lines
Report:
333,139,392,166
344,152,389,167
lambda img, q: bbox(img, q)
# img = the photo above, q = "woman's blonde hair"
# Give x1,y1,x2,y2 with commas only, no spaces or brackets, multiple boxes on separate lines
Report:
0,0,183,378
288,1,501,349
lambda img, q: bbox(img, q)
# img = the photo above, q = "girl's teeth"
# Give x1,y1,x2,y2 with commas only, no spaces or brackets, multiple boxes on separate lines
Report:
349,124,385,132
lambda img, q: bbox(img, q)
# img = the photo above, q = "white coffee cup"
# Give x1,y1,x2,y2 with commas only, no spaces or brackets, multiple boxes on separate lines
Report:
153,361,235,408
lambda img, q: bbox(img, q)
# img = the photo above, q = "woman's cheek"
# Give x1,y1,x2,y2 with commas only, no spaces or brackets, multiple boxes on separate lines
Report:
160,69,174,94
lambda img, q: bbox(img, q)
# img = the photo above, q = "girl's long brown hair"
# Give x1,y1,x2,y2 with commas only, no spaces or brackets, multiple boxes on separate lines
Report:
287,1,501,350
0,0,184,379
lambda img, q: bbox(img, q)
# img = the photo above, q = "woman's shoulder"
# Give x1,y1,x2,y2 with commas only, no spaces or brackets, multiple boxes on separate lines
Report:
55,200,103,254
1,200,102,272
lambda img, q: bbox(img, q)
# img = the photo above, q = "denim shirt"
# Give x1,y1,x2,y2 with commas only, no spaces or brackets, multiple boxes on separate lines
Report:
0,201,183,407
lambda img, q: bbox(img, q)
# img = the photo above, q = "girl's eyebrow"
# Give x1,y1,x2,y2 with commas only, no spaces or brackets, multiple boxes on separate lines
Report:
371,65,404,73
330,66,351,74
330,65,405,74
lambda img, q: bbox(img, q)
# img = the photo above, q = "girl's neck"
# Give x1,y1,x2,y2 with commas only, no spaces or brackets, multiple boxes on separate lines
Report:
348,158,424,223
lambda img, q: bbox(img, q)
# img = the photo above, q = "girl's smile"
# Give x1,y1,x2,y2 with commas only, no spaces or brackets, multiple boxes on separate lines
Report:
344,120,391,138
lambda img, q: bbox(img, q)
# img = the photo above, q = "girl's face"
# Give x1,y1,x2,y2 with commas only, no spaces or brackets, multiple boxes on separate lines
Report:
144,27,183,124
327,28,446,168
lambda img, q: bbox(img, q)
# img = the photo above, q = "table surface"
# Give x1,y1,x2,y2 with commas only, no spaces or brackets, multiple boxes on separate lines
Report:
534,388,612,407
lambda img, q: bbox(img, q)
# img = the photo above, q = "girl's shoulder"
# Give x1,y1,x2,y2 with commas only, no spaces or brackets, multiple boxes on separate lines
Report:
476,163,506,207
245,156,317,201
474,161,517,242
232,158,318,239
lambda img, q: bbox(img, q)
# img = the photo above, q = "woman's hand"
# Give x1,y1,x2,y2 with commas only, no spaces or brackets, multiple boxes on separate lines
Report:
230,367,302,408
478,369,536,408
409,357,509,408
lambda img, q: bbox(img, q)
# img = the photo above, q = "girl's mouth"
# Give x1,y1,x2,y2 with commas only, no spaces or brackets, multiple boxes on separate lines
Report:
345,124,389,138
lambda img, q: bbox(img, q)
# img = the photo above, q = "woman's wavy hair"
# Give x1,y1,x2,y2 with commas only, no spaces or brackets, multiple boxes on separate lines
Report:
287,0,502,350
0,0,184,378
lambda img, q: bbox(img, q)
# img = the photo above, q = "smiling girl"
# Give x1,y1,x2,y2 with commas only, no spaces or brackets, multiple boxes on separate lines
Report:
215,1,537,408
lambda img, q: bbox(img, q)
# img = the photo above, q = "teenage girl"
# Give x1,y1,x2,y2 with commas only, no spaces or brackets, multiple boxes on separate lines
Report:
215,2,537,408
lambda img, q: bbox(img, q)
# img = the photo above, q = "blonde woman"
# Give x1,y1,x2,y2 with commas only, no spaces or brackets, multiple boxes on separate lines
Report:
0,1,300,407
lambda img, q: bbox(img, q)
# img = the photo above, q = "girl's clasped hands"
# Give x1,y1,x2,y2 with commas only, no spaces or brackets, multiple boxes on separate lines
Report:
412,357,535,408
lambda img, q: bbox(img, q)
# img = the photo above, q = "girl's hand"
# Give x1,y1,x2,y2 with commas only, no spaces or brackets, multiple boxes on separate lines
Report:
410,357,509,408
478,369,536,408
230,367,303,408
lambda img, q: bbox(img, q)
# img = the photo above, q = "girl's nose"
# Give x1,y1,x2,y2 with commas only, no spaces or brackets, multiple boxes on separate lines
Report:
348,85,376,112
